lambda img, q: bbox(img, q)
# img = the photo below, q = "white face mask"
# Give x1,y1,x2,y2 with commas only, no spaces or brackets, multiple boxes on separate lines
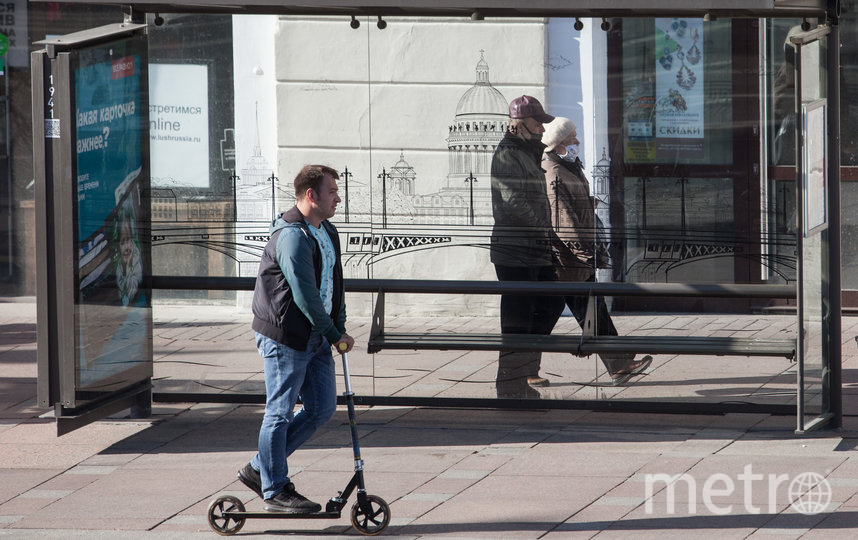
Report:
561,143,580,162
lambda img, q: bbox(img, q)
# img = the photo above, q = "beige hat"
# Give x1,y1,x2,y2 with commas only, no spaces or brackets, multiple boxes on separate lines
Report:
542,117,576,151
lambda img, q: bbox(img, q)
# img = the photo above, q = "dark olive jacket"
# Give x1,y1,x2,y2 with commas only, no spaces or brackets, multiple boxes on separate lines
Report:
490,131,555,267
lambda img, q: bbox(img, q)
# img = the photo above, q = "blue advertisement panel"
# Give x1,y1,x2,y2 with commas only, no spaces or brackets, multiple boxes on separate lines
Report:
73,36,152,396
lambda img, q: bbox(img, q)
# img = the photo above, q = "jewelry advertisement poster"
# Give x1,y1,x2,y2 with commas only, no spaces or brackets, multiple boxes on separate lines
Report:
654,18,705,160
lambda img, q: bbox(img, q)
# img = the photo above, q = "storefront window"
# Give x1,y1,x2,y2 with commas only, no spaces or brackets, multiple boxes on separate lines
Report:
617,18,742,285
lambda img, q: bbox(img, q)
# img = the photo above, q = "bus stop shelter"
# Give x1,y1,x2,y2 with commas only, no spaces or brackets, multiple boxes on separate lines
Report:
32,0,843,435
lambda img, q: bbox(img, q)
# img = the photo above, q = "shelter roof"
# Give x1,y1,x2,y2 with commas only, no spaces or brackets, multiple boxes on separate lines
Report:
29,0,832,18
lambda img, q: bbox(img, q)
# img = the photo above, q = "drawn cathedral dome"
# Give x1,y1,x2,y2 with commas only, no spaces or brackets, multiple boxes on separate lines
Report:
454,54,508,117
447,51,508,182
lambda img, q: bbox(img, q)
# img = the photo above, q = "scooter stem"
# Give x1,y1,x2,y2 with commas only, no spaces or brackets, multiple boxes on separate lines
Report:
340,353,365,475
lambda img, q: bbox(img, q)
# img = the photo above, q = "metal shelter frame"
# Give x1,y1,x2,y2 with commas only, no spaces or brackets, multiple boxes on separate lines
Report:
31,0,843,434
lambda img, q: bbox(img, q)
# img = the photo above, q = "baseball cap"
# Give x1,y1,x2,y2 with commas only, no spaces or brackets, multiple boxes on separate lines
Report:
508,95,555,123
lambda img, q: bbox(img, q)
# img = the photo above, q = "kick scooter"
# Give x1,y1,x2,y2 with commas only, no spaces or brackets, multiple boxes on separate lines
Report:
206,348,391,536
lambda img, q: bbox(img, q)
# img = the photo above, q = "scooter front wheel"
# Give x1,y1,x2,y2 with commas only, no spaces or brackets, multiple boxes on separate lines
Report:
350,494,391,536
207,495,246,536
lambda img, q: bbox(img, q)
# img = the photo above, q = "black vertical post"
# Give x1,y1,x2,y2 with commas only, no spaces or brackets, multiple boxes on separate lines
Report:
342,166,352,223
551,174,560,229
269,172,277,220
378,168,389,227
464,171,477,226
827,19,842,428
678,177,688,235
231,170,239,222
778,184,789,228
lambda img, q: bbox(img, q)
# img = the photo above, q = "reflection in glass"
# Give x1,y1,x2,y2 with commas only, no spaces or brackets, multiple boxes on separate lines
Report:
623,177,734,283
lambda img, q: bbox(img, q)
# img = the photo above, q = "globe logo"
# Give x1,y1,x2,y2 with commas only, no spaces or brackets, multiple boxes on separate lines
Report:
788,472,831,515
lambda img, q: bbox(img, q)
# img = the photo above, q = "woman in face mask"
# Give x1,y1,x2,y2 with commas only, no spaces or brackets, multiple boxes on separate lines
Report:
541,117,653,386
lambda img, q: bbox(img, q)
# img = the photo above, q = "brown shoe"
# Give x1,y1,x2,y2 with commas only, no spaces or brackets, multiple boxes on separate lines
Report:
527,376,550,387
610,355,653,386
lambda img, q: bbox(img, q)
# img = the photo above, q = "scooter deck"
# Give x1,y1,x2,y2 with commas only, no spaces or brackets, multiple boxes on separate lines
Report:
223,509,342,519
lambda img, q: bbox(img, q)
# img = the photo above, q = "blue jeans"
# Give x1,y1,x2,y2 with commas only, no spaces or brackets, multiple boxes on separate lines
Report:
251,331,337,499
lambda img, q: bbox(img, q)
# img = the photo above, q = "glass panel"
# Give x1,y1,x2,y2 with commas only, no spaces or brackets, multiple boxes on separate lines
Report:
62,14,793,409
796,36,830,427
769,20,800,167
148,14,237,302
842,1,858,166
843,182,858,289
619,18,744,286
799,230,828,423
839,2,858,297
72,34,153,399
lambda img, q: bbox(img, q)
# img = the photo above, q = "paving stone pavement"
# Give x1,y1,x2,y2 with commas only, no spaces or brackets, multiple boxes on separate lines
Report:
2,298,858,538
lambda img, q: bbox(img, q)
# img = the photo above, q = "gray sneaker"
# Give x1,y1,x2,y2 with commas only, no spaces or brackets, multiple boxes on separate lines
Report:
264,483,322,513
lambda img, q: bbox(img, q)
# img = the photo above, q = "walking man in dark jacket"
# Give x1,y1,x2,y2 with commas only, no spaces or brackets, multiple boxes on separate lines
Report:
491,96,566,398
238,164,355,512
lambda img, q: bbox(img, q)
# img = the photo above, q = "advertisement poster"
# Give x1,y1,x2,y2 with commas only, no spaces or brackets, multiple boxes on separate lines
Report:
74,42,150,391
654,18,705,160
149,63,210,188
624,79,656,163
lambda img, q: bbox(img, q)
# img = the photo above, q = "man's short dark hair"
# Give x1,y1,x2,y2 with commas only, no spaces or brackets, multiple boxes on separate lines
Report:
294,165,339,199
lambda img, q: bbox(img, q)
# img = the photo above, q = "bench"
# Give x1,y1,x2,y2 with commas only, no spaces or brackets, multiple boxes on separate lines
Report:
149,276,796,359
150,275,800,415
364,279,797,360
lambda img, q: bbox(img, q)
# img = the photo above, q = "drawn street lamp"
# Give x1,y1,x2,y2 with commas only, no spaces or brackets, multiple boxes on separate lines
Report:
231,169,240,222
550,174,560,228
341,166,352,223
269,172,278,219
677,177,688,236
464,171,477,225
637,177,648,230
378,167,390,227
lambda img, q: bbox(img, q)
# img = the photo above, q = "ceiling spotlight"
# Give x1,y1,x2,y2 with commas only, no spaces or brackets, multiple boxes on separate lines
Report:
471,10,484,21
801,18,811,31
574,17,583,31
600,18,611,31
154,13,164,26
350,15,360,29
703,12,717,22
377,16,387,30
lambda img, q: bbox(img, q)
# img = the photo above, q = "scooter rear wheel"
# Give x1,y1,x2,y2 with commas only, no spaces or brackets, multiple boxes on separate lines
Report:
207,495,246,536
350,494,391,535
